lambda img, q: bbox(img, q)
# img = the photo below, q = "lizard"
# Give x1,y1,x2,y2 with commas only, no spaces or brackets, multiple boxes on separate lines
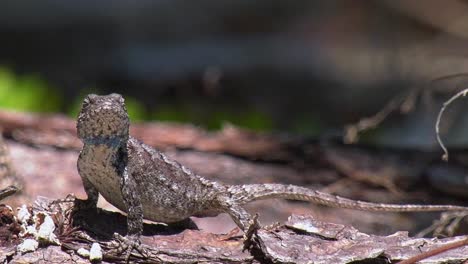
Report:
76,93,468,255
0,133,21,200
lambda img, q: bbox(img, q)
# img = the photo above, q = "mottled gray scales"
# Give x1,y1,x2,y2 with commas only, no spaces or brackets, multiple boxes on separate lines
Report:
0,134,22,193
76,93,468,245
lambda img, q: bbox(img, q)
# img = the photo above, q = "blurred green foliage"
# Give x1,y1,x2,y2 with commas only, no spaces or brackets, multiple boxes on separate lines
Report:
0,67,61,112
152,104,193,124
152,103,272,132
291,114,323,136
123,97,147,121
0,66,275,132
66,90,146,121
67,89,99,118
207,109,272,131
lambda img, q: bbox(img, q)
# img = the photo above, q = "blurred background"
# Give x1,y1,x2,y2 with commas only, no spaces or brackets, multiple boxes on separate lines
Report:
2,0,468,147
2,0,468,237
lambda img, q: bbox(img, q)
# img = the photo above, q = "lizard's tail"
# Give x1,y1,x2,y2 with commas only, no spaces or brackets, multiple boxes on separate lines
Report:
228,184,468,212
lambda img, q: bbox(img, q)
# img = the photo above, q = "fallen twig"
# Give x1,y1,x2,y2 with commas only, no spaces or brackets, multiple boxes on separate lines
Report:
0,185,19,200
397,237,468,264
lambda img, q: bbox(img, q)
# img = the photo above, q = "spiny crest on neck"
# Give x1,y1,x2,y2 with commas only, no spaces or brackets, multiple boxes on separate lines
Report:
77,93,130,146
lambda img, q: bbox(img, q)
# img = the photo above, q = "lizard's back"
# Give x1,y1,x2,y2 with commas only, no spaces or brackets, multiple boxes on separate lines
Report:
128,137,226,222
79,135,225,223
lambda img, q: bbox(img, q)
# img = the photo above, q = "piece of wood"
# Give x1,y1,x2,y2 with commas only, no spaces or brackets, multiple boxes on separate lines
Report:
1,109,467,236
1,197,467,264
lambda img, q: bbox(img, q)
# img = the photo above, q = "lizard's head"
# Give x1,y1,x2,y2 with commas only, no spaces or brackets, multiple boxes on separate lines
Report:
77,93,130,144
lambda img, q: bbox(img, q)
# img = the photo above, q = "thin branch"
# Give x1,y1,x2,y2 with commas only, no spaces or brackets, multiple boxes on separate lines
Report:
0,185,19,200
397,237,468,264
345,72,468,144
344,94,407,143
435,88,468,161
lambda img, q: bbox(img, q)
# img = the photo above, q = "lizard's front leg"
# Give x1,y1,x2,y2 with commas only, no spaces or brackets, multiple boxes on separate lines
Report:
76,169,99,210
115,167,146,261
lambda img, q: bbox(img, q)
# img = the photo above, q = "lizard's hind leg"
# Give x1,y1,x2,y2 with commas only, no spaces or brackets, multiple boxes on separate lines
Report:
224,203,262,250
225,203,252,231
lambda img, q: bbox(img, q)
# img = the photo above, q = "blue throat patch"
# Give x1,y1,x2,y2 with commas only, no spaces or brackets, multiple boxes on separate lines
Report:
82,136,124,147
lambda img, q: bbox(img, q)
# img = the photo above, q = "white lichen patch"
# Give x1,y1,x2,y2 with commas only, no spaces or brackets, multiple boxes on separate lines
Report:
17,238,39,254
77,247,91,258
17,205,31,224
289,221,320,233
23,225,37,237
18,210,60,246
89,243,103,261
36,213,60,245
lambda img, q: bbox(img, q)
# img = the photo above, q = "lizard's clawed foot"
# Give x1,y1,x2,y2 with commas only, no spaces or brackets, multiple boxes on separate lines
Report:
112,233,148,262
49,193,77,205
243,213,261,251
263,221,281,231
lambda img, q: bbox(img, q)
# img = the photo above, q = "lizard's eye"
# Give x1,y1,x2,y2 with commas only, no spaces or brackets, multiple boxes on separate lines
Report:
82,94,98,107
80,94,98,114
87,94,98,103
109,93,124,104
